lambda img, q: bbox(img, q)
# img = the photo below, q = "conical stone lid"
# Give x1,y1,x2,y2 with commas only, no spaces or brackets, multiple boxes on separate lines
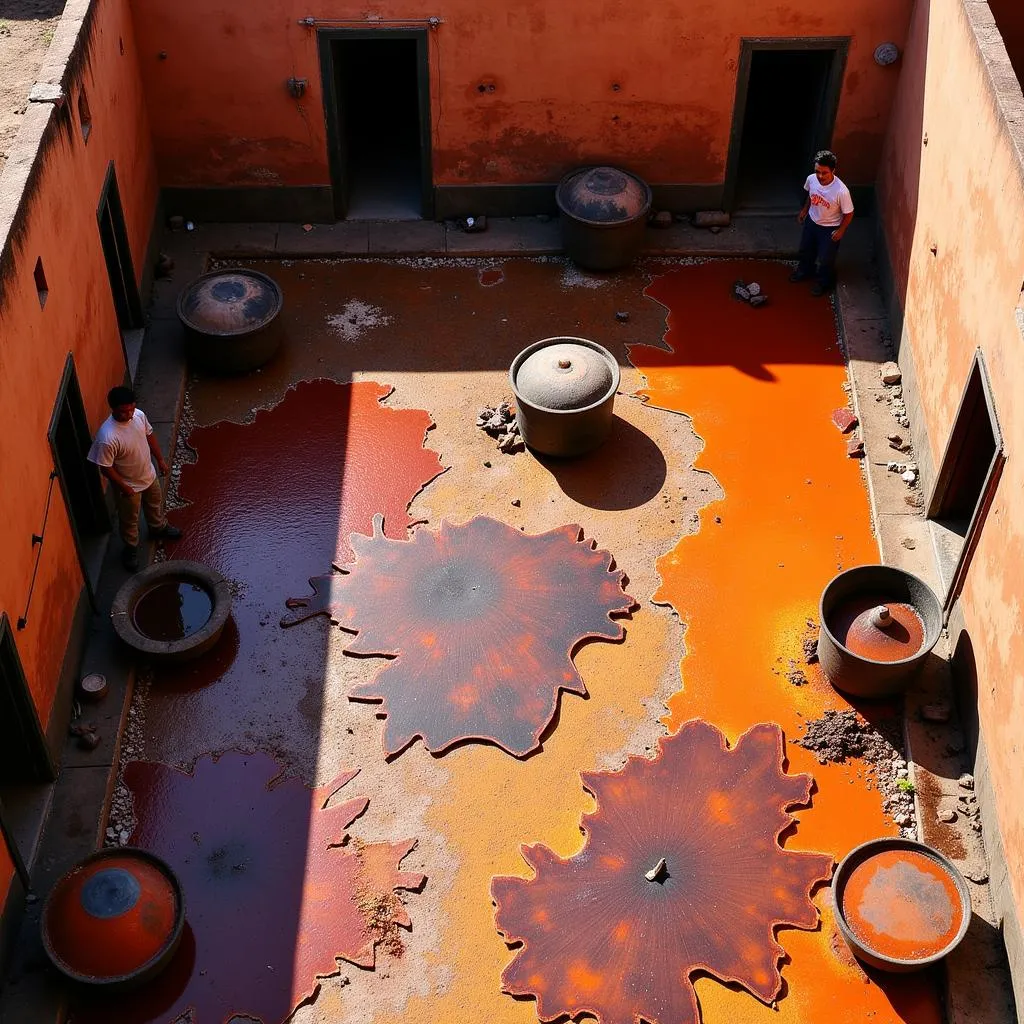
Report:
556,166,651,225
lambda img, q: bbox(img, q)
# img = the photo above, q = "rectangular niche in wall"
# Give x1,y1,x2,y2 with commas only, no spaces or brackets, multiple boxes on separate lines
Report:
927,349,1005,612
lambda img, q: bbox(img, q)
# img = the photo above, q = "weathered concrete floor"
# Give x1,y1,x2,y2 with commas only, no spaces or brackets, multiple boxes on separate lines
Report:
0,216,1012,1024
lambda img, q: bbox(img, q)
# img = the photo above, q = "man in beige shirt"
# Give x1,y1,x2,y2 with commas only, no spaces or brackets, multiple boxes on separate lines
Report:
87,385,182,570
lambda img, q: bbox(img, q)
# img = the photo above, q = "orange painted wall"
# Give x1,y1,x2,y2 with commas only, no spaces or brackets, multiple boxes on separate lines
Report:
877,0,1024,947
0,0,157,736
131,0,911,189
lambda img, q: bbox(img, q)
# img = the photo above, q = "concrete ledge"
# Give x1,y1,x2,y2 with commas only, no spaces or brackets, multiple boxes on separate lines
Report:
162,186,334,225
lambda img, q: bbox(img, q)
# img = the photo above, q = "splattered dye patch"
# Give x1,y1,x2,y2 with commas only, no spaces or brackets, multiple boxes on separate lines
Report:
283,515,634,758
492,720,832,1024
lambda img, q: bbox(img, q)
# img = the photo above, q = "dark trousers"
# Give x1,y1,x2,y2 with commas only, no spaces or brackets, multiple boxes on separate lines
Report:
797,218,841,289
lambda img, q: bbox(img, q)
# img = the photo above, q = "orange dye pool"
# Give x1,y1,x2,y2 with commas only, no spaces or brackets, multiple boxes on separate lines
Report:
841,849,964,961
829,596,926,662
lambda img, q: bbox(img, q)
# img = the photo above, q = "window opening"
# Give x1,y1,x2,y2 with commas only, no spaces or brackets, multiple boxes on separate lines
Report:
926,349,1005,613
78,87,92,142
33,257,48,308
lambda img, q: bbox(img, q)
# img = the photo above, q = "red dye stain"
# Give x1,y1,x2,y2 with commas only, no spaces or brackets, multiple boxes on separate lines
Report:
829,596,926,662
68,752,424,1024
143,379,444,764
284,517,633,758
492,721,833,1024
841,849,964,961
478,267,505,287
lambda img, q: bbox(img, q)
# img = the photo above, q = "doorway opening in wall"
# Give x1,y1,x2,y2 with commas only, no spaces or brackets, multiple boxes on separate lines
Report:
320,30,433,221
725,39,848,213
927,349,1005,614
50,355,111,602
97,162,143,379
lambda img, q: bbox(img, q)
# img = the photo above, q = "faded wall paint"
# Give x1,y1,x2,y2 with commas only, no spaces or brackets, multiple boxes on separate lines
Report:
0,0,157,775
131,0,911,190
877,0,1024,991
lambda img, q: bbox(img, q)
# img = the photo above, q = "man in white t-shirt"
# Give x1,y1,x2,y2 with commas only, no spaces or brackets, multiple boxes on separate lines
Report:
790,149,854,296
88,385,182,570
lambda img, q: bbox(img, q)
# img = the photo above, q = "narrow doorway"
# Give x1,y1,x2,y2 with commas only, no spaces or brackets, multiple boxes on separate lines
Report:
50,355,110,596
97,162,143,375
322,32,431,220
0,614,54,786
727,43,847,212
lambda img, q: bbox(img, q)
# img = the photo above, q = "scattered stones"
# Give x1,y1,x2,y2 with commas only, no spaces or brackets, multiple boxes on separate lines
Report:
732,279,768,308
786,668,808,687
921,701,951,723
904,491,924,509
615,311,630,323
511,498,521,508
651,210,673,229
938,808,958,824
476,402,523,453
964,868,989,884
901,537,917,550
880,361,903,385
846,439,865,459
958,773,975,790
832,408,859,433
460,215,488,233
902,469,918,484
802,634,819,665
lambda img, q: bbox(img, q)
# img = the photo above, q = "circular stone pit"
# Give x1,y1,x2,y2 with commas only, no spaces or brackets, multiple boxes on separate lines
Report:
833,838,970,972
817,565,942,698
112,560,232,662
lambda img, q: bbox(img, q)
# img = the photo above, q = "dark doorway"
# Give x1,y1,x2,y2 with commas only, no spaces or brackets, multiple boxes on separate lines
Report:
321,32,432,220
97,162,142,330
0,614,54,786
726,42,847,212
50,355,110,599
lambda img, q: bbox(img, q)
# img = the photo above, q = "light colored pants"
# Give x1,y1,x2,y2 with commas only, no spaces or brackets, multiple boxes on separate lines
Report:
114,479,167,547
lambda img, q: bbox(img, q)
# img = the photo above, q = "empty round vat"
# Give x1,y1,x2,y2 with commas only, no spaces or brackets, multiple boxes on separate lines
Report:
177,268,283,375
556,166,652,271
817,565,942,698
112,560,232,662
42,847,185,990
833,838,970,972
510,337,620,457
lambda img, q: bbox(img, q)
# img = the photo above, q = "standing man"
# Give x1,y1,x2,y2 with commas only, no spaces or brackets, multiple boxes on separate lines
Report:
791,150,854,296
88,385,182,571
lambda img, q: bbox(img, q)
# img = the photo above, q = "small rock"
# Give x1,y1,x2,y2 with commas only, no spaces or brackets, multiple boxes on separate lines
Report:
25,892,38,905
615,311,630,323
921,702,951,723
483,461,492,468
462,215,487,233
938,808,957,823
749,294,768,308
77,731,101,751
709,225,722,234
880,361,902,385
118,830,130,844
958,773,975,790
106,827,117,839
747,282,761,297
846,439,865,459
714,516,722,524
970,820,983,833
902,469,917,484
964,869,989,884
901,537,917,550
652,210,673,229
832,408,859,433
894,813,911,826
734,284,751,302
511,499,521,508
904,491,924,509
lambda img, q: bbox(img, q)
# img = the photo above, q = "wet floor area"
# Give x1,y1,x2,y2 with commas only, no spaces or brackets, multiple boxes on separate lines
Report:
79,256,943,1023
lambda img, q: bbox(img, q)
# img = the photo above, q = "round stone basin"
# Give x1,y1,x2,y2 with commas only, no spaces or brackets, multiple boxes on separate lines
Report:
817,565,942,698
112,560,232,662
42,847,185,990
833,838,970,972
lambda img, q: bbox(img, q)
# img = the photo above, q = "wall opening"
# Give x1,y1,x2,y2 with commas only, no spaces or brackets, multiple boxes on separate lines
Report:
320,31,432,221
0,614,55,787
33,258,47,309
77,87,92,142
49,355,110,600
927,349,1006,613
724,39,848,212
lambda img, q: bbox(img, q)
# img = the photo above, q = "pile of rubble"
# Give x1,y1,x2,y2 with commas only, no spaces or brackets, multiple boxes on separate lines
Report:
477,402,523,453
732,279,769,308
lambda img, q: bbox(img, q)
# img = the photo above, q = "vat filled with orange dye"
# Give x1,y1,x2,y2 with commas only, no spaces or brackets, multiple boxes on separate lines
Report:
817,565,941,697
833,838,970,972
